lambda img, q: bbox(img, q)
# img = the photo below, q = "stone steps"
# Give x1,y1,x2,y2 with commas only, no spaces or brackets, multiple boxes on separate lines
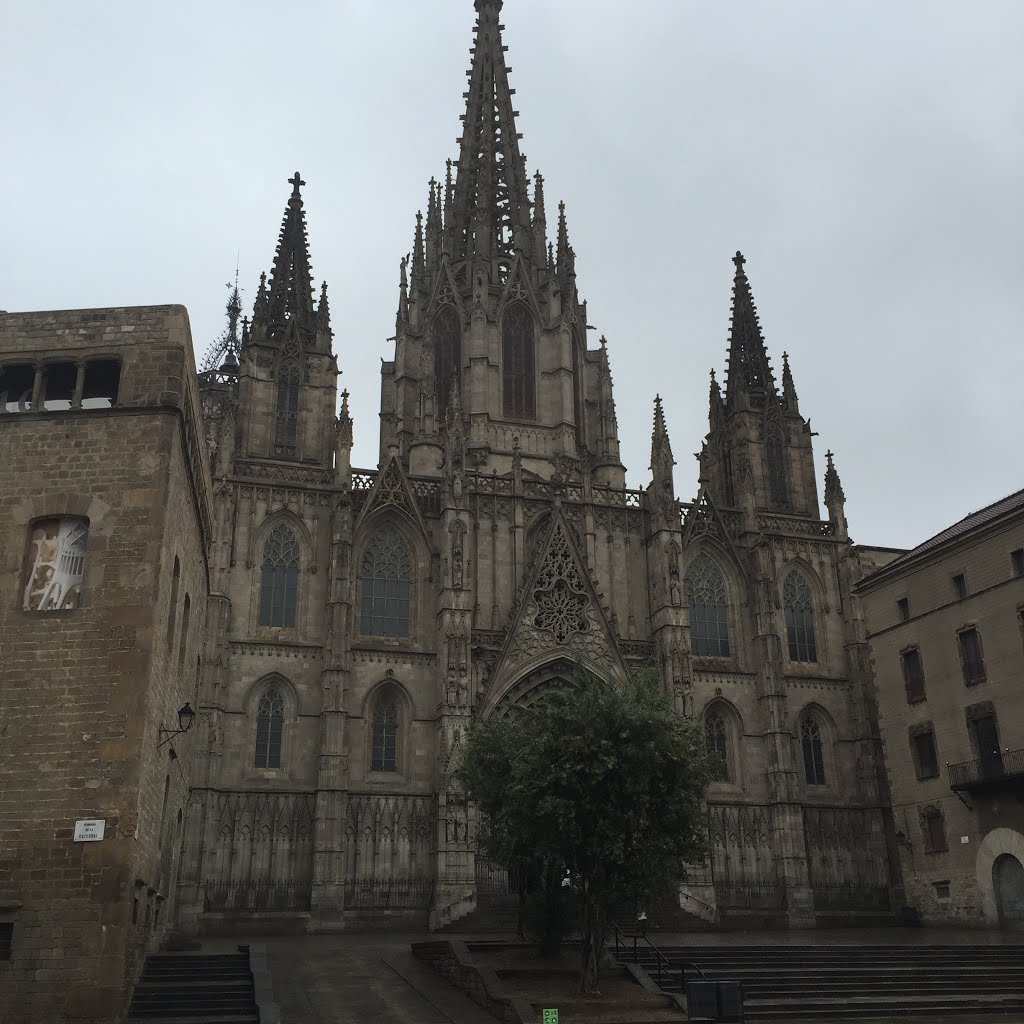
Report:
616,943,1024,1020
125,951,259,1022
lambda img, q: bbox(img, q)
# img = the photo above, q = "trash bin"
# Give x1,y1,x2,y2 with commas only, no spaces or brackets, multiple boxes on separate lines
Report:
686,980,719,1020
717,980,744,1022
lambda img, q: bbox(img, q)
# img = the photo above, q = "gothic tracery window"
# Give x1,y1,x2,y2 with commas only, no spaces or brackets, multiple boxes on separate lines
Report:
259,524,300,628
784,569,817,662
433,306,461,419
800,712,826,786
686,553,731,657
533,522,590,644
255,687,285,769
502,303,535,419
371,698,399,773
765,423,788,508
23,517,89,611
274,359,301,457
360,526,412,638
705,710,730,782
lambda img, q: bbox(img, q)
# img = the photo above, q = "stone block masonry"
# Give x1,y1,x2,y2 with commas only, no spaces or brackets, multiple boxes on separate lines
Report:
0,306,213,1023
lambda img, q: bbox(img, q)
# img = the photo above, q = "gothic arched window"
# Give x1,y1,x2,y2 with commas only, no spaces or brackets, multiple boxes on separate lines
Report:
686,553,730,657
433,306,461,419
765,422,788,508
571,339,585,446
502,304,535,419
371,698,399,772
274,360,301,457
259,524,300,628
784,569,817,662
359,526,412,638
255,687,285,769
800,712,826,786
705,710,730,782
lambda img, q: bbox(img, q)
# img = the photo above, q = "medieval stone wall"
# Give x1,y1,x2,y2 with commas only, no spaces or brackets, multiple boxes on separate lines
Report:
0,306,210,1022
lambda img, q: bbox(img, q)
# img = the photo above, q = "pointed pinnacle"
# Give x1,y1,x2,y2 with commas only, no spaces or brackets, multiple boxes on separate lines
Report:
725,250,775,406
824,448,845,505
782,350,798,405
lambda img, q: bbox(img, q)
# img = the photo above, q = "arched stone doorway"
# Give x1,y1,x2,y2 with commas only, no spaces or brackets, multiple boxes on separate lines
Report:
975,828,1024,926
491,656,585,719
993,853,1024,927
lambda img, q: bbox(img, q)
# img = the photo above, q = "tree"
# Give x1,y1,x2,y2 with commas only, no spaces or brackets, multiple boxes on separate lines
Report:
457,667,715,993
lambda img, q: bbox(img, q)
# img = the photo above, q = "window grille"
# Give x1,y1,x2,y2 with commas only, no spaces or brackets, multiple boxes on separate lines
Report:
502,304,536,418
259,525,300,628
360,526,412,638
371,700,398,772
686,554,731,657
433,306,461,418
255,688,285,769
765,426,788,508
274,360,301,457
784,570,817,662
705,711,730,782
913,730,939,779
801,714,826,785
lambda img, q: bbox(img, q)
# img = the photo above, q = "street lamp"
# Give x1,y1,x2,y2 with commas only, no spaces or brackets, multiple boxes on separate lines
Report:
157,702,195,748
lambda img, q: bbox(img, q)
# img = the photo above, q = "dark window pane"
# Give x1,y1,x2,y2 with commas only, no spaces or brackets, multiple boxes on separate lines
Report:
359,527,412,638
784,571,817,663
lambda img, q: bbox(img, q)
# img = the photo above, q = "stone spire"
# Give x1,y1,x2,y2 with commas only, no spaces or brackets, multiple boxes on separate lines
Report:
709,367,724,428
650,394,675,476
411,211,426,294
724,251,777,408
336,388,353,481
781,350,799,412
450,0,530,264
532,171,548,266
425,178,442,269
824,449,848,539
260,172,317,343
556,201,575,281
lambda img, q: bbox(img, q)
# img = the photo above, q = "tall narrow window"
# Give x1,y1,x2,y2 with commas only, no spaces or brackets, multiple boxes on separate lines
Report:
721,446,736,507
765,423,788,508
784,570,817,662
178,594,191,670
255,688,285,769
921,806,947,853
502,304,535,418
800,713,826,785
952,573,968,600
274,360,301,457
705,711,730,782
901,647,926,703
259,525,300,628
897,597,910,622
686,553,731,657
433,306,461,420
571,340,584,446
23,517,89,611
166,556,180,646
958,627,985,686
911,729,939,780
359,526,412,638
371,699,399,772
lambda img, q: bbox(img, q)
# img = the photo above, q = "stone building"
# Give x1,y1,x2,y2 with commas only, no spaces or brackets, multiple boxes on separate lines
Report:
857,490,1024,926
177,0,907,934
0,306,211,1022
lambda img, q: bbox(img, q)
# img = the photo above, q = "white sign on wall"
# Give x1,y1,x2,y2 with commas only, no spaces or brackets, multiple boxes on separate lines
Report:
73,819,105,842
960,835,970,844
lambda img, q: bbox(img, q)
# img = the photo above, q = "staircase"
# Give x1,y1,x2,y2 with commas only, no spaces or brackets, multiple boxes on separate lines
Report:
437,892,522,933
125,950,259,1022
622,942,1024,1019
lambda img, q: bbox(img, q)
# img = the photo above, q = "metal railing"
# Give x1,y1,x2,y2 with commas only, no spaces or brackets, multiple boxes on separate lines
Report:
203,880,312,912
608,920,708,990
342,877,434,908
949,747,1024,790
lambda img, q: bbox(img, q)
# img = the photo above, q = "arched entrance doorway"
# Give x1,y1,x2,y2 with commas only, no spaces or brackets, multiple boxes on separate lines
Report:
993,853,1024,927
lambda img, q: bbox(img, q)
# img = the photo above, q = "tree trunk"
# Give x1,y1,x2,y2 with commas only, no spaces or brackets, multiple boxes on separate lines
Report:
579,877,605,993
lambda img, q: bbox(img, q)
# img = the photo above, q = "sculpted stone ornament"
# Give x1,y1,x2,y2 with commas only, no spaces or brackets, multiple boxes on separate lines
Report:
669,565,682,608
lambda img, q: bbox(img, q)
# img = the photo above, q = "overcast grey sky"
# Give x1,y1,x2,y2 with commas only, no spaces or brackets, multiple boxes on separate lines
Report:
3,1,1022,549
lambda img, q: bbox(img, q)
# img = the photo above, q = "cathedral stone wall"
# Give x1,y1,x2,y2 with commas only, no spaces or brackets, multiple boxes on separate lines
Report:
0,306,211,1022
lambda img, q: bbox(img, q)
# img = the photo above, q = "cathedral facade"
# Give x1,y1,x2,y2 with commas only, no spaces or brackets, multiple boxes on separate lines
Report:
178,0,904,933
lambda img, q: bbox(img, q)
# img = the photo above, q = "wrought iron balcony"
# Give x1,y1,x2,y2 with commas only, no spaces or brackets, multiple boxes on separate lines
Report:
948,747,1024,791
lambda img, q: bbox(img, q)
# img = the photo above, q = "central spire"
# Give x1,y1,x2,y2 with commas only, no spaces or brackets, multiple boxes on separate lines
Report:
449,0,530,263
724,251,777,408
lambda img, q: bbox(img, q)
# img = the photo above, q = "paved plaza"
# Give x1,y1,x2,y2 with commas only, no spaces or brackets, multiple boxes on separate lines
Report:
190,927,1024,1024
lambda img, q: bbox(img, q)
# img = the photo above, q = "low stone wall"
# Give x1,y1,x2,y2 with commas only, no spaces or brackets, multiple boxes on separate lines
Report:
411,940,534,1023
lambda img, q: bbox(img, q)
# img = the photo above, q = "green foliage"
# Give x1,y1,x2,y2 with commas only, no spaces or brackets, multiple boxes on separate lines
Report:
456,666,715,990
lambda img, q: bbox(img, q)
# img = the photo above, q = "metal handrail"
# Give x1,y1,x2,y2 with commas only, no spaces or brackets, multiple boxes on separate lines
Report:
948,747,1023,789
680,890,715,913
607,920,708,990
